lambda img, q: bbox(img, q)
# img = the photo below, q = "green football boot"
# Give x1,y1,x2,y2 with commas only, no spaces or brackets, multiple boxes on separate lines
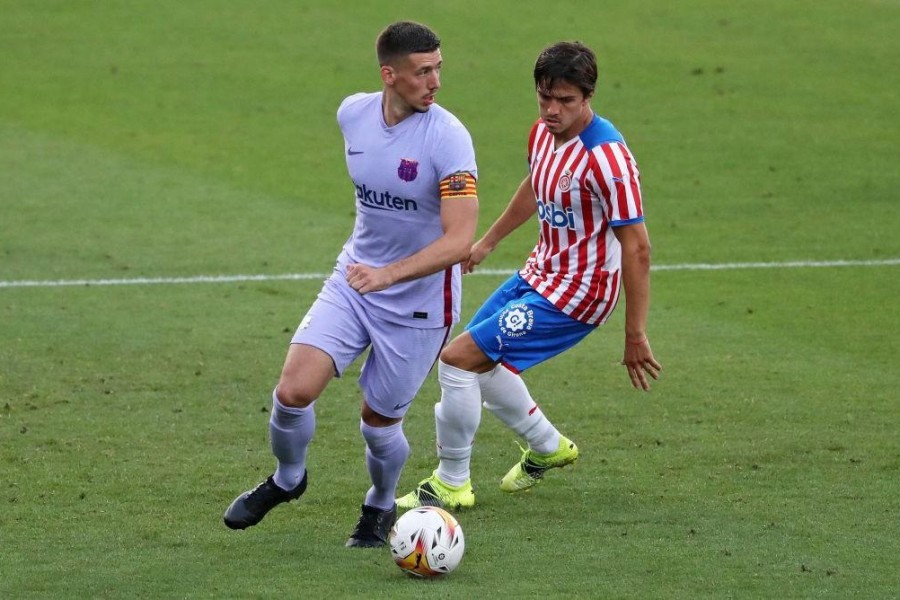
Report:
396,471,475,510
500,435,579,493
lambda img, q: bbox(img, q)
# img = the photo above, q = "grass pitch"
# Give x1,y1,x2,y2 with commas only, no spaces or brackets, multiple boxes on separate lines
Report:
1,1,898,598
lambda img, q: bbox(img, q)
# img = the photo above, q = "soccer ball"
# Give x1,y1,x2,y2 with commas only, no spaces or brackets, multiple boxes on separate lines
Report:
389,506,465,577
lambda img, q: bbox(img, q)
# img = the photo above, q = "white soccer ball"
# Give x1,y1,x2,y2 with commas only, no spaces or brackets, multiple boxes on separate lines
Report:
389,506,465,577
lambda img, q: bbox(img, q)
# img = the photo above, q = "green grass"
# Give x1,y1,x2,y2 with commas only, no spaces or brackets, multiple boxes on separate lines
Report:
2,0,899,598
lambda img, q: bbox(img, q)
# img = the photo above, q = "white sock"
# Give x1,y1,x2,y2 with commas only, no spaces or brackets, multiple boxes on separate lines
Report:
479,365,560,454
434,360,482,486
269,390,315,491
360,420,409,511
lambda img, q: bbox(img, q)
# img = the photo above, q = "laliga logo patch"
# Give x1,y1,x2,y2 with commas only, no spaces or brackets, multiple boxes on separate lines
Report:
558,170,572,192
498,303,535,338
397,158,419,182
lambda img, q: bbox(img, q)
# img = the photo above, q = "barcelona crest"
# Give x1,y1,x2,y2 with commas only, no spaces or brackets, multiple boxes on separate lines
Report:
398,158,419,182
448,172,467,191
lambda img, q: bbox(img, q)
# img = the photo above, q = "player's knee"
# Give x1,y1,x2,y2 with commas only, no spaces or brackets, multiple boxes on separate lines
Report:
439,335,493,373
439,341,468,368
274,381,316,408
361,402,401,427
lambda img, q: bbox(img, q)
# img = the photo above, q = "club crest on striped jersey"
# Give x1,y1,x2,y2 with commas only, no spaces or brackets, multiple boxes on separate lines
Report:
397,158,419,182
499,303,534,338
558,170,573,192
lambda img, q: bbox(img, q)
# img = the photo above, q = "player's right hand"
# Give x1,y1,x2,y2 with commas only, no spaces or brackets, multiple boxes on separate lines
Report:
346,263,394,294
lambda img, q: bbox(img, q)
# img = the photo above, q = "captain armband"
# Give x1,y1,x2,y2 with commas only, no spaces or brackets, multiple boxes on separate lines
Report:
439,172,477,200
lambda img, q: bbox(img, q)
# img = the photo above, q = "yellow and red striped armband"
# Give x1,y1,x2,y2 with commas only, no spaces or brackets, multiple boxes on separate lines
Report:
440,172,477,199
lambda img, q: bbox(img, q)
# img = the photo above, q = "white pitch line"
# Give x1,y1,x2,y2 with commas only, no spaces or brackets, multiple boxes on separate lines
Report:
0,258,898,289
651,258,900,271
0,273,330,289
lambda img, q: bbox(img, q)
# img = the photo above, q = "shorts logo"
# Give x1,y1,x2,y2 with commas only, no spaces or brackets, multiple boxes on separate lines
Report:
397,158,419,182
558,170,572,192
499,303,534,338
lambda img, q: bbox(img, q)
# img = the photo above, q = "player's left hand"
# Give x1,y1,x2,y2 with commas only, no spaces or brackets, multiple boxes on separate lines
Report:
346,263,393,294
462,238,495,274
621,337,662,391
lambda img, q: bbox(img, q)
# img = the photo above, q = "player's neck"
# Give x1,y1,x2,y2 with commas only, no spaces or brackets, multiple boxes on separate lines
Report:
553,108,595,149
381,91,415,127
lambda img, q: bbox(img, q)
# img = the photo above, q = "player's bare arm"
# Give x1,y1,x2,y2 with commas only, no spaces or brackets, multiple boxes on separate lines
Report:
346,190,478,294
464,176,537,273
613,222,662,390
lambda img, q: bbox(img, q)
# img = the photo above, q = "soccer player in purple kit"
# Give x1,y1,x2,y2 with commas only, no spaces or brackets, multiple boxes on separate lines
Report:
223,21,479,548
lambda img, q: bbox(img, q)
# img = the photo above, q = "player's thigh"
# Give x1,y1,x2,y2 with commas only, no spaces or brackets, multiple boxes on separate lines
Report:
281,278,371,404
359,323,450,419
465,273,523,327
467,291,595,373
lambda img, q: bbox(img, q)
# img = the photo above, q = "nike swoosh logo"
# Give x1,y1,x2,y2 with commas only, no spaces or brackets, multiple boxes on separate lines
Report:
393,400,414,411
347,148,364,155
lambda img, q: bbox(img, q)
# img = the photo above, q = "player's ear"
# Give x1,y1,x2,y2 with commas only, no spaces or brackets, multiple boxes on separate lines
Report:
380,65,395,86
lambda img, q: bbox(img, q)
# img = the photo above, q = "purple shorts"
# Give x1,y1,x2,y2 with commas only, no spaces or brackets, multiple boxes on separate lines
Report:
292,273,451,418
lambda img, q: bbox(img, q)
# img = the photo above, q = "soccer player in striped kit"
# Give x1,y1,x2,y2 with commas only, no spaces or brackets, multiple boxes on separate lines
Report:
223,21,479,546
399,41,661,509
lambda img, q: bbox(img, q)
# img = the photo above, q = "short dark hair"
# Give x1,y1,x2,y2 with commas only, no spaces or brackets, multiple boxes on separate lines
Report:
533,42,597,98
376,21,441,66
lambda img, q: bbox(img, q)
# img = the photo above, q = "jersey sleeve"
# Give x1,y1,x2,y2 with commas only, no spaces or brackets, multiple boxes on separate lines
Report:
591,141,644,226
526,119,542,164
433,118,478,184
336,92,370,134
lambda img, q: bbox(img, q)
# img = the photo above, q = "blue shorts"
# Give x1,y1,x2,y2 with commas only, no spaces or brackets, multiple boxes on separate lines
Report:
466,274,596,373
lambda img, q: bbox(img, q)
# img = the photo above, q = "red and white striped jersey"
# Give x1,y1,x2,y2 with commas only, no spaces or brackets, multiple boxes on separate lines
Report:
520,115,645,325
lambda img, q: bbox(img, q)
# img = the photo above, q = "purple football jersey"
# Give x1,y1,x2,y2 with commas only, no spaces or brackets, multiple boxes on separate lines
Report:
335,92,477,328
